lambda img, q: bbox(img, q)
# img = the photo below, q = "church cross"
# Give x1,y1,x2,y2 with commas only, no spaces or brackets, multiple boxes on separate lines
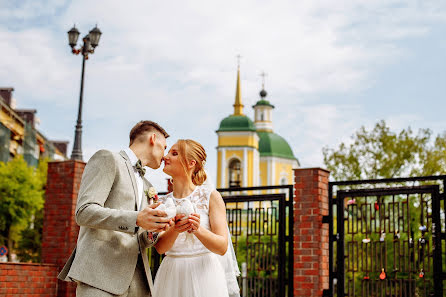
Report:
236,54,242,68
260,71,267,89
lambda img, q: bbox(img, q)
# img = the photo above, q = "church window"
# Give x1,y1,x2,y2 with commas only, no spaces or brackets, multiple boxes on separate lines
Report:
261,112,264,121
228,159,241,187
279,177,289,194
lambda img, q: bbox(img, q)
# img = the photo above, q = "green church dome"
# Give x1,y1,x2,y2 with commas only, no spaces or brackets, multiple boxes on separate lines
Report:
257,131,297,160
217,115,257,132
253,89,274,108
253,99,274,108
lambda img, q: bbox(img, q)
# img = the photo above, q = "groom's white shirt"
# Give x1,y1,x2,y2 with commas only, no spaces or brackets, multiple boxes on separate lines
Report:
124,147,143,210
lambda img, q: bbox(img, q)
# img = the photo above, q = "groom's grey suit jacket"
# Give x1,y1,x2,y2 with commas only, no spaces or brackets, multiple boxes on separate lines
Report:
58,150,157,295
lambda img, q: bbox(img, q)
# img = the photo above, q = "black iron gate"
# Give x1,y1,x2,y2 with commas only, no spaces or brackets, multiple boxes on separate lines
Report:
219,185,294,297
327,176,446,297
150,185,294,297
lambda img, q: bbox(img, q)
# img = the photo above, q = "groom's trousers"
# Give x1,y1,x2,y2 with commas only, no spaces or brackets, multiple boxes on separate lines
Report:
75,255,151,297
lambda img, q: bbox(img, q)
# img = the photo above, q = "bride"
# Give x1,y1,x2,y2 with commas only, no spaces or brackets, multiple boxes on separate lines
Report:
153,139,239,297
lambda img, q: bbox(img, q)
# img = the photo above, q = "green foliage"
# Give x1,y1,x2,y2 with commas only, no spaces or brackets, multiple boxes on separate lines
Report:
0,156,46,261
16,208,43,262
322,120,446,181
15,158,48,262
342,194,434,295
36,157,49,189
323,121,444,294
232,232,280,279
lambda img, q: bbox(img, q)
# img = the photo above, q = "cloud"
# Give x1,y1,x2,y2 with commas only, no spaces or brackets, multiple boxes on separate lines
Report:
0,27,78,106
0,0,445,190
274,102,368,167
0,0,68,21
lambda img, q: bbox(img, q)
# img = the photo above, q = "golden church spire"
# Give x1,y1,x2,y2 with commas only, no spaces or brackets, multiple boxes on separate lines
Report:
233,56,244,115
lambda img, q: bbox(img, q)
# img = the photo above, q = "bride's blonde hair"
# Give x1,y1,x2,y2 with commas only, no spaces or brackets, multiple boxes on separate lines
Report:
177,139,207,186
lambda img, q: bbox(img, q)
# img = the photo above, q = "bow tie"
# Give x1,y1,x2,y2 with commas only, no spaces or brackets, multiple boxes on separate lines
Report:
134,160,146,177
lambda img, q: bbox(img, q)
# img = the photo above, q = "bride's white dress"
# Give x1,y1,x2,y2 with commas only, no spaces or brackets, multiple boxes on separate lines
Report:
153,185,230,297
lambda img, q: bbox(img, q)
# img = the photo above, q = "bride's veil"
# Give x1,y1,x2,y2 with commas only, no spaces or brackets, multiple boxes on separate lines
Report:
202,171,241,297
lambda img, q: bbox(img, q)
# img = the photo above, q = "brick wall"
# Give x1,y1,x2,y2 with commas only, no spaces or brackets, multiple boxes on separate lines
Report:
41,160,85,297
3,162,333,297
0,262,58,296
293,168,330,297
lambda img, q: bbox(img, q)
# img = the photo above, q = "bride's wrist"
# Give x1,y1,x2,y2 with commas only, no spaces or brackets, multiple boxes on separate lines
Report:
192,227,202,236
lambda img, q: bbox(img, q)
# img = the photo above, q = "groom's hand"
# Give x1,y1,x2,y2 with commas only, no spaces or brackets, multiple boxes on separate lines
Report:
136,202,171,232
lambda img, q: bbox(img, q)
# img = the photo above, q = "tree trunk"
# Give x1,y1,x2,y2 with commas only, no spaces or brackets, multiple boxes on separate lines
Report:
7,228,13,262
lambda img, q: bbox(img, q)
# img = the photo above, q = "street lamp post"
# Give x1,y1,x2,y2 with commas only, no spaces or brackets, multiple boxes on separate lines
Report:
67,25,102,161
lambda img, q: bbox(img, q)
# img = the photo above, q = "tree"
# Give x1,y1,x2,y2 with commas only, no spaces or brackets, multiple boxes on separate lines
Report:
323,121,446,294
16,208,43,262
0,156,45,261
322,120,446,181
16,158,48,262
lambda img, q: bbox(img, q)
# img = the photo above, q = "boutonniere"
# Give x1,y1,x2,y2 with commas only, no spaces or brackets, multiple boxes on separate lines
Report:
145,187,159,204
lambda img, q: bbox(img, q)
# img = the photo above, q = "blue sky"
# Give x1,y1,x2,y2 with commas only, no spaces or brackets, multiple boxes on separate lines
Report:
1,0,445,190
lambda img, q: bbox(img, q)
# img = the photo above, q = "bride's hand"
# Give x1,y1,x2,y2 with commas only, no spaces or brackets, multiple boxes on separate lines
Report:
173,214,192,233
163,218,175,231
187,213,200,234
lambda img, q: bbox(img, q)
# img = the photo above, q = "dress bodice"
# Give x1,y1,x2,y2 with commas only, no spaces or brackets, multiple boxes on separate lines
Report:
160,185,213,256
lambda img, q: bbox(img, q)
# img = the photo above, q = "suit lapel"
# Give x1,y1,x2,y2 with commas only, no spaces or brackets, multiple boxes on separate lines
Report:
142,181,148,209
139,178,155,292
119,150,139,210
142,179,154,208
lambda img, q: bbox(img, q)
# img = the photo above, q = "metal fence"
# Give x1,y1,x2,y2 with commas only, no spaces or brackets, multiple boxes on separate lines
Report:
327,176,446,297
150,185,294,297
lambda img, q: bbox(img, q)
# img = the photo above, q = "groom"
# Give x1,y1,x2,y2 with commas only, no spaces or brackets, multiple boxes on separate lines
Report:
58,120,172,296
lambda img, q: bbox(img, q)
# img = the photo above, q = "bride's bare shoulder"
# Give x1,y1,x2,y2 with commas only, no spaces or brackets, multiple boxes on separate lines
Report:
209,190,225,209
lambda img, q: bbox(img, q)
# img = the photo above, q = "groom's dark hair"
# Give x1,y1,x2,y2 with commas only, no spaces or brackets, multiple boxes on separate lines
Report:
129,121,169,145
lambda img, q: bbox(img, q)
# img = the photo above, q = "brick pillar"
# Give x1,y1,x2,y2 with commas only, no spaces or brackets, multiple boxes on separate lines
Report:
42,160,86,297
293,168,329,297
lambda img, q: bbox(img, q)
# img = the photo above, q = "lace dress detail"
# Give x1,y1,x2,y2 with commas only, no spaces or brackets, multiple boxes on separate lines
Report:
153,185,230,297
159,186,212,256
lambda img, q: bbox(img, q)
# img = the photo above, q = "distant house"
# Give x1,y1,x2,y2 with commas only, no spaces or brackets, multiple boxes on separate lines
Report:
0,87,68,165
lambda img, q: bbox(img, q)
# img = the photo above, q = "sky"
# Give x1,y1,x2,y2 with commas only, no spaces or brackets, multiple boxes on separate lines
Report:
0,0,445,191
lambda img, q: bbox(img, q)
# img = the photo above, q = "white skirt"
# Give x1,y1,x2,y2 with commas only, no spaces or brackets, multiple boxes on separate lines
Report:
153,252,229,297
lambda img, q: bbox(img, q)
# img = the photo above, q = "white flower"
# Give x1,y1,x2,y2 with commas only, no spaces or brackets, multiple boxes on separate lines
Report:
148,187,157,198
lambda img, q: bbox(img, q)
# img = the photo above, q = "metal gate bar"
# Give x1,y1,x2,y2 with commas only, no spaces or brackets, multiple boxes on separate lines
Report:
219,185,293,297
150,185,294,297
338,186,441,296
327,176,446,297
